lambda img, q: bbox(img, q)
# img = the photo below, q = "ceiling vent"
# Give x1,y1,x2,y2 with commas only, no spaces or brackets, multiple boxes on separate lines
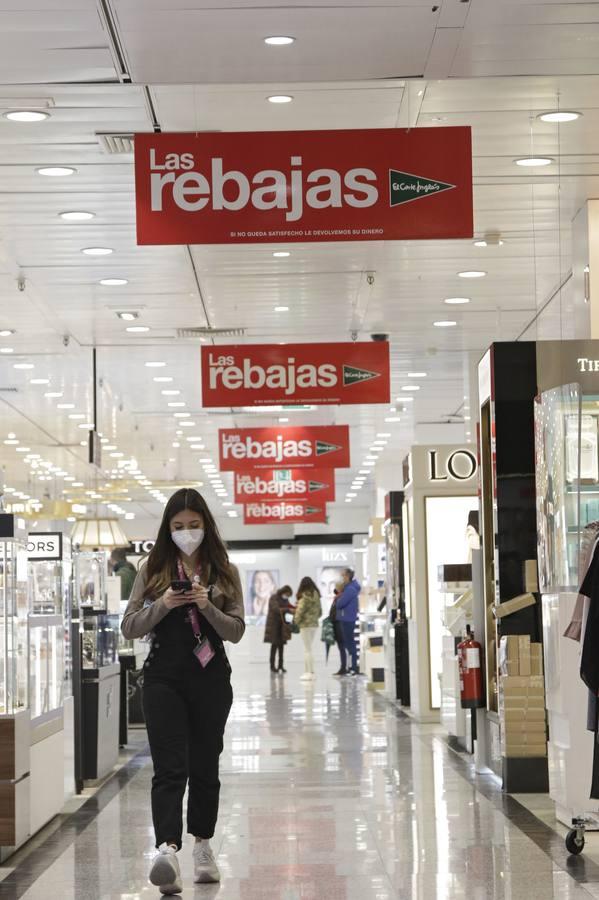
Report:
177,327,246,339
96,132,134,155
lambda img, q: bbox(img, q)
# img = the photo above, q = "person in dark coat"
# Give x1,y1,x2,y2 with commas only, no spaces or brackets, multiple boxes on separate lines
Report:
264,585,293,673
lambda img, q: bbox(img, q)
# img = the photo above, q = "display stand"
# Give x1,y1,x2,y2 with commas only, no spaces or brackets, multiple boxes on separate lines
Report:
27,531,75,828
401,445,478,723
382,491,410,707
534,339,599,825
0,514,31,860
74,551,120,784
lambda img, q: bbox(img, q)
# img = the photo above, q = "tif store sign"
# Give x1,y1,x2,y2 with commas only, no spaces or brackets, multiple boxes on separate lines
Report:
134,128,473,245
201,342,390,407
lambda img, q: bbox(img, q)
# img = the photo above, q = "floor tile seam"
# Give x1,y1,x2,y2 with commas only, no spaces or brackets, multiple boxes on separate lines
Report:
437,734,599,886
0,745,153,898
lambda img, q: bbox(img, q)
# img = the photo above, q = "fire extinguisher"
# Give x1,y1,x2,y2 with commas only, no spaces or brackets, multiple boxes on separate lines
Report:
458,625,485,709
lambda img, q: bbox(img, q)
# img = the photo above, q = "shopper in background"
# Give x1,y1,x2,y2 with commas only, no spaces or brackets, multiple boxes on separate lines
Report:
331,581,348,676
264,584,293,674
110,547,137,601
336,568,361,676
121,488,245,894
294,576,322,681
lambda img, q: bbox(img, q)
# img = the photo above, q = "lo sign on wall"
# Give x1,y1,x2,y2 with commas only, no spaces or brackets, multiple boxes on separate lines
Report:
201,342,390,408
135,128,473,245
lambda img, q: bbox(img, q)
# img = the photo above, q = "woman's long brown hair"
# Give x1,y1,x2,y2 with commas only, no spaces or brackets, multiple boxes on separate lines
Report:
144,488,234,599
297,576,320,600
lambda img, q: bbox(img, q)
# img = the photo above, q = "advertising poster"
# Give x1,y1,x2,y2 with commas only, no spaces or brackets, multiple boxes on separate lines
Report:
201,342,390,408
234,468,336,503
246,569,280,619
219,425,350,471
135,127,473,245
244,501,327,525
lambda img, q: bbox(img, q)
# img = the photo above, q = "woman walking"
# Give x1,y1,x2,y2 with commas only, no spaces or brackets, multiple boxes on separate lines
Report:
294,576,322,681
121,488,245,895
264,585,293,673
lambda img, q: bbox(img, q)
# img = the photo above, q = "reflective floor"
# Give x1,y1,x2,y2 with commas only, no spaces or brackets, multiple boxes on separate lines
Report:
2,627,599,899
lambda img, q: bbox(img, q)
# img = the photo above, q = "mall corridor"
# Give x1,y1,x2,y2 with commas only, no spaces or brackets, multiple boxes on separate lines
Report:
0,639,598,900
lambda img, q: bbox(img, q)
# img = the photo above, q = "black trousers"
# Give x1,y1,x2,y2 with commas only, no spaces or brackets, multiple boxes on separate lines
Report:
270,643,284,670
143,659,233,849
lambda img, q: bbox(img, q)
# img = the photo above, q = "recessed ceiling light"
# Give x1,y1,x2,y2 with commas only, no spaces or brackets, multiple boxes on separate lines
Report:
78,423,94,429
407,372,427,378
5,110,50,122
279,417,289,423
514,157,553,167
227,510,239,517
82,247,113,256
347,492,357,498
458,270,486,278
30,378,50,385
274,306,289,312
267,95,293,104
0,329,15,337
36,166,76,177
385,416,401,423
174,412,190,418
538,110,581,123
59,210,95,221
103,279,129,287
273,251,290,258
402,385,420,391
126,325,150,333
110,451,124,458
15,446,31,453
146,361,166,368
153,376,173,382
13,362,34,370
69,413,86,420
264,35,295,45
162,390,180,396
0,347,14,354
57,403,75,409
44,391,63,398
445,297,470,305
180,421,195,427
376,433,391,438
168,402,186,408
434,320,457,328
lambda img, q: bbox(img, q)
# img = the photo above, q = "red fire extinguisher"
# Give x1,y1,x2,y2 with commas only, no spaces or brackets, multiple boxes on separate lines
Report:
458,625,485,709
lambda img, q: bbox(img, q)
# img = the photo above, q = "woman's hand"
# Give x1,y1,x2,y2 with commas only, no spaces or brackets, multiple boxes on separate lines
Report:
162,587,191,610
184,582,210,610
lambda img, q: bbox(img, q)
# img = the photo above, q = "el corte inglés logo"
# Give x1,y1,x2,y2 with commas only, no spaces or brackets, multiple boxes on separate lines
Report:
389,170,456,207
342,364,380,386
316,440,341,456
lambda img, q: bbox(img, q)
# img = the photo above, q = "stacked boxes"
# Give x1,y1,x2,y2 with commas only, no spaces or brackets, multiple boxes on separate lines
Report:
498,635,546,757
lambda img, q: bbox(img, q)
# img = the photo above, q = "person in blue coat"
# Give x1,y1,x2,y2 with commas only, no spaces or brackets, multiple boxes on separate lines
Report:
335,568,361,675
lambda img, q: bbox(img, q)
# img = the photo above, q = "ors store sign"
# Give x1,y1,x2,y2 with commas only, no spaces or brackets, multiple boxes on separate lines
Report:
134,127,473,245
201,342,390,407
219,425,350,471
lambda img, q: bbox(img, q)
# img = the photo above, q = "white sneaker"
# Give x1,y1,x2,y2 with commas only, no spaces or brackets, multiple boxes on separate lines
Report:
300,673,312,681
149,843,182,895
193,839,221,883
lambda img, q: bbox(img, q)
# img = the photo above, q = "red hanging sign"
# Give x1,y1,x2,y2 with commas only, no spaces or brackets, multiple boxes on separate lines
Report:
244,501,328,525
219,425,350,471
134,127,473,245
234,468,336,503
201,342,389,408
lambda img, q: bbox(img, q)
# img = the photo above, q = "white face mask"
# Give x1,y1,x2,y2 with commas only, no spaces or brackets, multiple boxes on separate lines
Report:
171,528,204,556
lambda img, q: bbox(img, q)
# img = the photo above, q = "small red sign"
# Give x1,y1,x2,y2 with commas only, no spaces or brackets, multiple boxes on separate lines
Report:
234,469,336,503
201,342,389,408
134,128,473,245
243,501,328,525
219,425,350,471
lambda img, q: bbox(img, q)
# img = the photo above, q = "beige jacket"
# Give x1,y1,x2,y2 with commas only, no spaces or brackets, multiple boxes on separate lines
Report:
121,561,245,644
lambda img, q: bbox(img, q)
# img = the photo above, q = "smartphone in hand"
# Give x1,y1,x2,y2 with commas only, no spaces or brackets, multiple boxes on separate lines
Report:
171,579,192,593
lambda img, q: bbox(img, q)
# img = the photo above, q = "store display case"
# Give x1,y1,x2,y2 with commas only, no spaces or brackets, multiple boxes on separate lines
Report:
383,491,410,707
534,340,599,822
401,445,478,722
73,550,120,783
27,532,75,834
0,514,30,856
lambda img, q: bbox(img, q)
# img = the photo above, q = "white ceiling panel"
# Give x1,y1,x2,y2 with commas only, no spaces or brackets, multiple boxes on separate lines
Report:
116,7,437,83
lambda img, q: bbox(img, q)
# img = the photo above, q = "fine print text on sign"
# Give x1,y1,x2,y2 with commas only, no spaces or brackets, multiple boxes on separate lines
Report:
234,469,336,503
244,501,328,525
134,128,473,245
219,425,350,471
201,342,390,408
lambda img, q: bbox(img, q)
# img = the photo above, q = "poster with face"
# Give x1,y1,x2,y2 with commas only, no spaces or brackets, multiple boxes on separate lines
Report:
318,566,345,609
246,569,280,618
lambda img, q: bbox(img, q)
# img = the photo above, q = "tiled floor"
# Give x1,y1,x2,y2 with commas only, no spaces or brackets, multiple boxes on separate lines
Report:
2,628,599,899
